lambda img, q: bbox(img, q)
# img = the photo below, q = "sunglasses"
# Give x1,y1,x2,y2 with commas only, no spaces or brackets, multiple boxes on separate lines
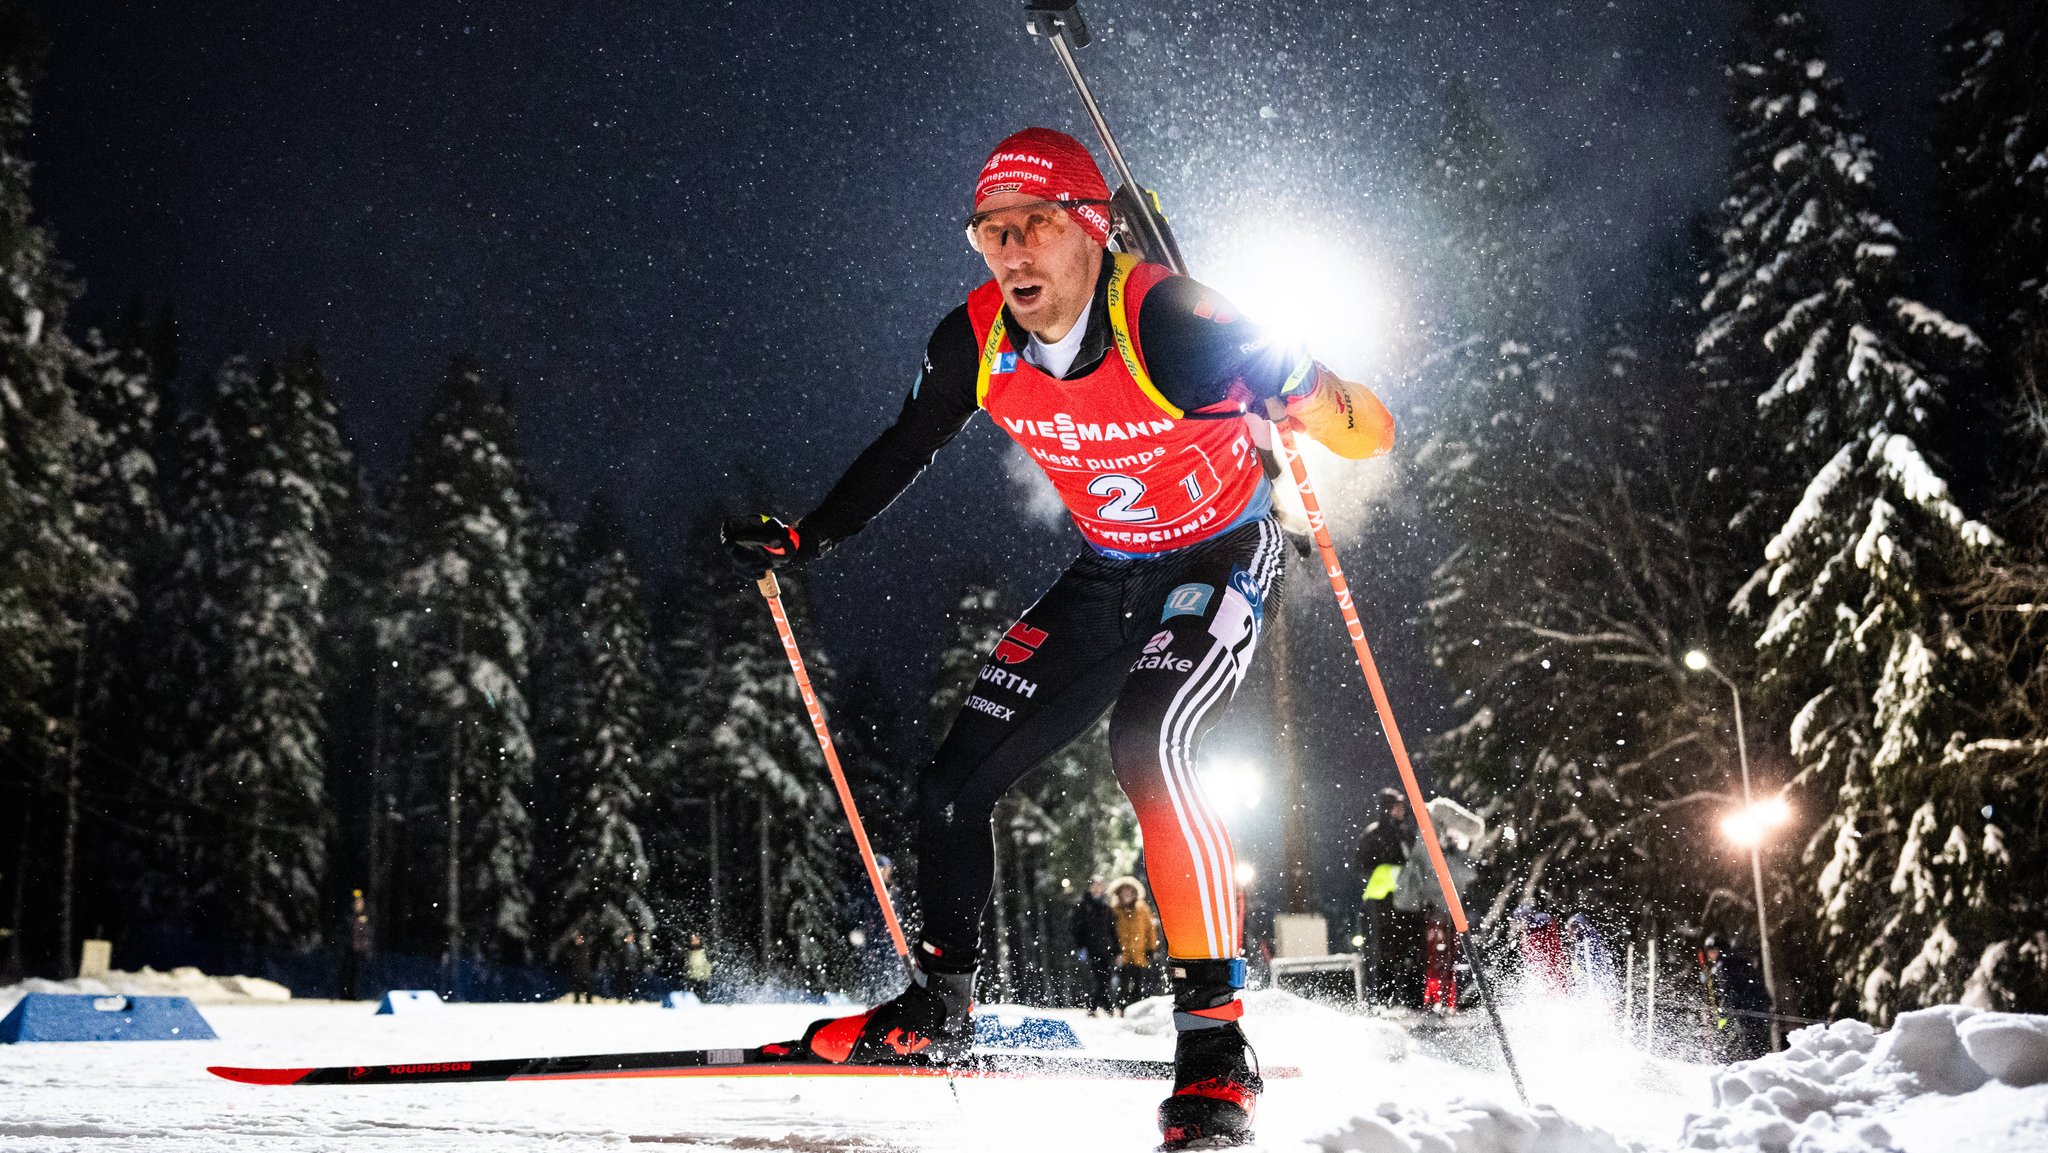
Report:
964,198,1111,253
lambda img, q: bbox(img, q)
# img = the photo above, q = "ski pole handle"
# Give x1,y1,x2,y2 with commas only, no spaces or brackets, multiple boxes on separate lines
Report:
1273,430,1472,935
756,572,912,958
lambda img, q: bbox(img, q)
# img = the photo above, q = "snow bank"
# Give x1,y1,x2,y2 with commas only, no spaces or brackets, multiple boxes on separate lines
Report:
1299,999,2048,1153
1316,1095,1643,1153
0,966,291,1013
1959,1013,2048,1087
1680,1006,2048,1152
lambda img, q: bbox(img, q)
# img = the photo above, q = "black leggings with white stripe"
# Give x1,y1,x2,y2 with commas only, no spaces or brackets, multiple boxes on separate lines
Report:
914,516,1287,965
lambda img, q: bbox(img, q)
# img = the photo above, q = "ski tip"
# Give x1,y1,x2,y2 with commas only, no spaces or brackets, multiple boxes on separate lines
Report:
209,1065,313,1085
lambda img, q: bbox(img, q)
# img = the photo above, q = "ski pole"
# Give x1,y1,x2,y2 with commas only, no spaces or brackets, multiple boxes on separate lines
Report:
1273,430,1527,1102
755,572,911,959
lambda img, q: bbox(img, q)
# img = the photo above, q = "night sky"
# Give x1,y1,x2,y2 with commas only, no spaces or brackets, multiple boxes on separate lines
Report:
22,0,1947,908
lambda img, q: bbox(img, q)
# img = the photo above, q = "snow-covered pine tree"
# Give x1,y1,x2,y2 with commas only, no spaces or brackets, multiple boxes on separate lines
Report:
319,474,392,972
381,355,539,977
138,387,236,940
48,323,168,971
0,4,120,976
642,522,727,969
1941,1,2047,374
546,498,658,993
1938,0,2048,1005
702,561,853,990
1703,0,2002,1019
1948,382,2048,1007
172,352,352,954
523,501,580,888
68,327,163,583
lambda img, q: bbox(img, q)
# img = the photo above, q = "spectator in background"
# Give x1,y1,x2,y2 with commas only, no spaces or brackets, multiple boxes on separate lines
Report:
1704,934,1772,1060
683,933,714,1003
339,888,371,1001
620,932,645,1000
1396,823,1475,1015
1392,819,1474,1011
1109,876,1161,1014
1070,877,1121,1017
568,932,594,1004
1355,789,1414,1006
1511,905,1569,994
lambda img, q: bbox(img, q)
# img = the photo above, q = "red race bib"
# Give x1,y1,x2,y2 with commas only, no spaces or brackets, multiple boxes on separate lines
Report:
968,255,1265,556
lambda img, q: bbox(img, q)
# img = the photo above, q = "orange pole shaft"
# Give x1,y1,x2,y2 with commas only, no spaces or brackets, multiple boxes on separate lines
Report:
757,573,911,958
1275,429,1471,934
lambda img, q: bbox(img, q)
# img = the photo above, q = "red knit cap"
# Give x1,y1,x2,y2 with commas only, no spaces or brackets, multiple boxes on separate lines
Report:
974,127,1112,246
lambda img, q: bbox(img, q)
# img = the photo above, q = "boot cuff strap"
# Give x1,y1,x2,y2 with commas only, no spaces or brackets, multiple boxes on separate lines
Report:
1167,957,1247,989
1173,1000,1246,1031
917,939,980,976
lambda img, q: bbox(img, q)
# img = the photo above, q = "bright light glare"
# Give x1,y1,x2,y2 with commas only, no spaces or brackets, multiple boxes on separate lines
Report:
1684,649,1711,671
1721,797,1792,846
1199,760,1264,815
1234,861,1258,887
1202,224,1398,378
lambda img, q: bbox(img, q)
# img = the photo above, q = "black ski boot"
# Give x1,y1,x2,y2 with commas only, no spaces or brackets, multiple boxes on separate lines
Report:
1157,959,1262,1151
801,944,976,1066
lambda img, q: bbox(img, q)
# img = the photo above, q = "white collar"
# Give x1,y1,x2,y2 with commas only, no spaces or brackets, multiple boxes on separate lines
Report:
1021,295,1095,380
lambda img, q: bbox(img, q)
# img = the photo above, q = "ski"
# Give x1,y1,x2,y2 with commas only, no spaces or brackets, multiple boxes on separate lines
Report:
210,1042,1197,1086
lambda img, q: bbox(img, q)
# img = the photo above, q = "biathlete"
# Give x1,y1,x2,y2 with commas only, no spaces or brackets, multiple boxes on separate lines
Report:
724,127,1393,1150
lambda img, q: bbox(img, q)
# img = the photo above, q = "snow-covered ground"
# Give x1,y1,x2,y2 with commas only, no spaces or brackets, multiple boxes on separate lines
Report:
1,985,2043,1152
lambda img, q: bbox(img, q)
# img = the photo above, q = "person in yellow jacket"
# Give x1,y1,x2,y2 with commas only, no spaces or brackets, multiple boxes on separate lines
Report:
1108,876,1162,1015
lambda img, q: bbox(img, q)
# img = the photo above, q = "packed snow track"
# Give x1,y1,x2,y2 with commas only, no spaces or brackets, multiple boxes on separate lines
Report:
3,990,2045,1151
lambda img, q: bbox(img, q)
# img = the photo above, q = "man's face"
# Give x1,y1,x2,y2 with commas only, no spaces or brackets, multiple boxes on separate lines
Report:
974,192,1102,342
1088,880,1105,898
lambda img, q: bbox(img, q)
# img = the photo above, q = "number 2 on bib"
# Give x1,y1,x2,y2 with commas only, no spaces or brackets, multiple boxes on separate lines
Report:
1088,474,1158,523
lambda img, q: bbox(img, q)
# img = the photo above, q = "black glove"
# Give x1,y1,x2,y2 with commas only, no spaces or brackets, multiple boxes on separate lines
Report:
721,514,817,578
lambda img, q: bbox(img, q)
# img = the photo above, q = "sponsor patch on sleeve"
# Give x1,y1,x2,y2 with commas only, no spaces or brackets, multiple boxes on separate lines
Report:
1161,582,1214,621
